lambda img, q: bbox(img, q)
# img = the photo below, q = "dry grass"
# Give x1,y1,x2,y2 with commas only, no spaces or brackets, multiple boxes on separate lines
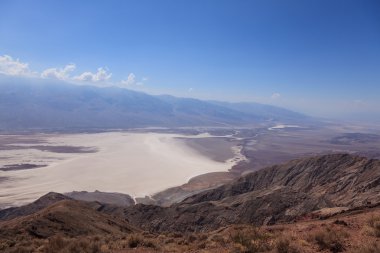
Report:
42,235,102,253
2,208,380,253
275,237,302,253
229,226,273,253
350,241,380,253
366,215,380,237
309,227,349,253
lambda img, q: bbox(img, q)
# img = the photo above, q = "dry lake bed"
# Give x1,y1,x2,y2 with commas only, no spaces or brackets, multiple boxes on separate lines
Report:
0,131,240,208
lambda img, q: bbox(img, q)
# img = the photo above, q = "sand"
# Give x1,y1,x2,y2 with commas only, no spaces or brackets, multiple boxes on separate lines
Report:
268,124,300,130
0,132,236,208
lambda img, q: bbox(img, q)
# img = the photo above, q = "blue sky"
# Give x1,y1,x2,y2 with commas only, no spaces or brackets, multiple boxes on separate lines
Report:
0,0,379,120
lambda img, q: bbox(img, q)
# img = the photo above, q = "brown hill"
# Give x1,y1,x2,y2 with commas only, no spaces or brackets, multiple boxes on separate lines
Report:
0,198,137,240
0,192,70,221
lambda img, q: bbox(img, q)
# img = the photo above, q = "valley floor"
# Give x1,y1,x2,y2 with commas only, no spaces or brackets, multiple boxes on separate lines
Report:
0,131,238,208
2,124,380,209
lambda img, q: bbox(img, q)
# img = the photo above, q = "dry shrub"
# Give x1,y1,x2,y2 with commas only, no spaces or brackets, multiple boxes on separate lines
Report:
0,240,16,250
367,215,380,237
333,220,348,226
312,227,348,253
197,241,207,249
230,227,272,253
128,235,142,248
164,238,175,244
66,240,90,253
198,233,208,241
42,236,101,253
210,234,226,245
275,237,302,253
127,234,157,249
186,234,197,243
48,235,66,251
143,240,157,249
177,238,189,246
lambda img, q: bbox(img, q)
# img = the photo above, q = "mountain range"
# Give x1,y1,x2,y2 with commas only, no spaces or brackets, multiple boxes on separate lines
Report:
0,76,308,130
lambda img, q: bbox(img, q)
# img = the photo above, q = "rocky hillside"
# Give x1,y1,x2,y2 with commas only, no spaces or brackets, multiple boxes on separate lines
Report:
1,191,380,253
184,153,380,207
121,154,380,232
0,200,380,253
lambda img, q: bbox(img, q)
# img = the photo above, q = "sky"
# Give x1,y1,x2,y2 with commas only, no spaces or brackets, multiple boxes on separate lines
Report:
0,0,379,121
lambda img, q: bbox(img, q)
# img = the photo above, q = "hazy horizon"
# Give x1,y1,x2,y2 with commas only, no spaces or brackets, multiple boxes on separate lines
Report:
1,0,379,122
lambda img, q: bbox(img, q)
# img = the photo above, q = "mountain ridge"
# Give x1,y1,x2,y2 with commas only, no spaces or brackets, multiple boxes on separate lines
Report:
0,76,309,130
120,153,380,232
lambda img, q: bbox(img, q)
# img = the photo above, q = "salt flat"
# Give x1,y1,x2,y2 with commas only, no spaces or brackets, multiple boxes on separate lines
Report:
0,132,234,208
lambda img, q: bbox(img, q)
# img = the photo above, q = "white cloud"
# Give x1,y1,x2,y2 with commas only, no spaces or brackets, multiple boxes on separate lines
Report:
271,93,281,99
41,64,76,80
73,67,112,82
1,54,150,89
120,73,136,86
0,55,35,77
188,88,193,92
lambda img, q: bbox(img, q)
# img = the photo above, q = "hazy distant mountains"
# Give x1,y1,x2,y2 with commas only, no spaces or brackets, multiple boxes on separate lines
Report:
0,77,308,130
